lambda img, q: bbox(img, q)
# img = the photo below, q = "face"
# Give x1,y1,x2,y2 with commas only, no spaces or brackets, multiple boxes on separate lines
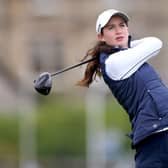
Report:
98,16,129,48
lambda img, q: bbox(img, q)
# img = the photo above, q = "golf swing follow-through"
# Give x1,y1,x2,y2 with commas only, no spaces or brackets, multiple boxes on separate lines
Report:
34,8,168,167
34,57,97,95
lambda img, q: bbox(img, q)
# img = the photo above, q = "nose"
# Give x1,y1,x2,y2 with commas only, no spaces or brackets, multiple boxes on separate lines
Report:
115,27,122,34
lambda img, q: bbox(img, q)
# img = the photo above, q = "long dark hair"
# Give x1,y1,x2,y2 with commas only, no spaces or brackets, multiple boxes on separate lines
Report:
76,41,117,87
77,35,131,87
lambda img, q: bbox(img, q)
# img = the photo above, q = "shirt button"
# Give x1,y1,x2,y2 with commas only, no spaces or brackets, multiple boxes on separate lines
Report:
147,89,150,93
159,117,162,120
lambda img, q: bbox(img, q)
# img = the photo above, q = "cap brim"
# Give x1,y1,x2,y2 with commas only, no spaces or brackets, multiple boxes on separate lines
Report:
96,9,129,34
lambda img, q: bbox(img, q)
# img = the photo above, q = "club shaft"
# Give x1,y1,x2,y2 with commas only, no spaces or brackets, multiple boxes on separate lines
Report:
51,57,97,77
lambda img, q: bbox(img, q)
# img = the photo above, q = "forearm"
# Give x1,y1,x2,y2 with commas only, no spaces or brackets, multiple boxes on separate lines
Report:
105,37,163,80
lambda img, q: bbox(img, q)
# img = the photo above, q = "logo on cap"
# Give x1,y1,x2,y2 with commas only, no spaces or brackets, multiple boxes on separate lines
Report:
98,24,101,33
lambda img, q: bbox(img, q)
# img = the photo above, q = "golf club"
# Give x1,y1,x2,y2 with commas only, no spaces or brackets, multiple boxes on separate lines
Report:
34,57,97,96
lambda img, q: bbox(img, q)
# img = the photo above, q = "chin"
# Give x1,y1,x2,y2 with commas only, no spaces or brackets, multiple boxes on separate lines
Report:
118,42,128,48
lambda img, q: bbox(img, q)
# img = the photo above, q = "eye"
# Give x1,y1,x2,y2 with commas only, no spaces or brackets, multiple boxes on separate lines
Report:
120,23,126,27
107,25,115,30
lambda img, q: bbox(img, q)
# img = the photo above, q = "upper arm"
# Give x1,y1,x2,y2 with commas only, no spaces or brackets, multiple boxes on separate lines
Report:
105,37,163,80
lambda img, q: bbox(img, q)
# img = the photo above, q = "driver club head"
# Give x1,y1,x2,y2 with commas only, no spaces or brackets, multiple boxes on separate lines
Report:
34,72,52,96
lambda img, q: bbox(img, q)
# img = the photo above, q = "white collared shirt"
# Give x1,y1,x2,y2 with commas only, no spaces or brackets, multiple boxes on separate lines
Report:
105,37,163,80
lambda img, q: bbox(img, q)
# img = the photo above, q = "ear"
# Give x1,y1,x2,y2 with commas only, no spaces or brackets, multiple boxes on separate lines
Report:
97,34,105,41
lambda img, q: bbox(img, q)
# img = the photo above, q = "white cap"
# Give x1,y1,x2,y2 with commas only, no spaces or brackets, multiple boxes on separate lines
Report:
96,9,129,34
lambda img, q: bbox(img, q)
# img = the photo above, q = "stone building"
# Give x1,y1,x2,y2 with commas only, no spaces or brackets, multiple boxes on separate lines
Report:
0,0,168,108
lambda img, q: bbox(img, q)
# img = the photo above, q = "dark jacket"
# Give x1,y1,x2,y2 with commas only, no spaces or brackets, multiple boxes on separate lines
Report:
100,52,168,147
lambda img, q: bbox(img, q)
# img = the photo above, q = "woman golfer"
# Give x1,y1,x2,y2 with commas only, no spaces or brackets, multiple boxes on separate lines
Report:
78,9,168,167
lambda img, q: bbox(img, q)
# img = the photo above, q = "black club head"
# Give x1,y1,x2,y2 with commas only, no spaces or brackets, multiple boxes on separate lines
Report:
34,72,52,96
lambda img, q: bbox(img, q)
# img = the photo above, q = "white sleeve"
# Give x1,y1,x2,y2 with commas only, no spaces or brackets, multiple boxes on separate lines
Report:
105,37,163,80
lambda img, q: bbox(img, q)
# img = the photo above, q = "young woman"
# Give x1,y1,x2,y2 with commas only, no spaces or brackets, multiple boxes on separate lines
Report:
78,9,168,168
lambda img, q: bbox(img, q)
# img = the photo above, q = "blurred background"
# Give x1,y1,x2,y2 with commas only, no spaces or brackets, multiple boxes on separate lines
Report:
0,0,168,168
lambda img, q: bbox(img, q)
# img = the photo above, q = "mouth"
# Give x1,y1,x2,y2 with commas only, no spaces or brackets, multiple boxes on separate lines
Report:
116,36,124,42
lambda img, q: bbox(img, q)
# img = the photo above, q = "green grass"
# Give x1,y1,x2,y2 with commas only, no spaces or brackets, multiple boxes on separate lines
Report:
0,94,132,158
0,113,19,158
105,97,131,132
36,95,86,157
